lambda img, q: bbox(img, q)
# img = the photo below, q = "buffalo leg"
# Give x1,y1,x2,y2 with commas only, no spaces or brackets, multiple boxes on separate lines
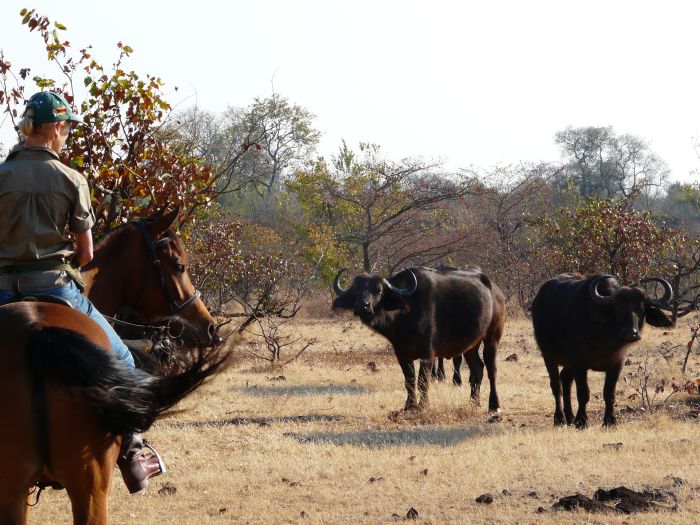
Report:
417,359,433,409
464,349,484,405
452,355,463,386
399,360,418,410
602,363,623,426
483,341,501,413
560,367,575,425
431,358,446,382
573,368,590,429
544,359,565,426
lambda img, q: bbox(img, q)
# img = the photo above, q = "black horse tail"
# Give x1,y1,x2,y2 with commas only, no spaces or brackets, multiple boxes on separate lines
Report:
26,327,229,436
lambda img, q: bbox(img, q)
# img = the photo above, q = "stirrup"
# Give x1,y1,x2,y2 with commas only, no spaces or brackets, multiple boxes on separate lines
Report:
142,441,167,475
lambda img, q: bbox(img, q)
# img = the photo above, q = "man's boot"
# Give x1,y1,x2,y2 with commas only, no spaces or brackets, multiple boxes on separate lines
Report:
117,433,166,494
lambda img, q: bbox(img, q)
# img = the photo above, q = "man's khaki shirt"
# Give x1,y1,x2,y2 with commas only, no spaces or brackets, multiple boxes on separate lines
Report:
0,145,95,289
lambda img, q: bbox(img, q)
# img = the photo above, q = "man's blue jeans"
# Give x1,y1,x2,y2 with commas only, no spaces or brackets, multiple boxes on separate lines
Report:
0,280,135,368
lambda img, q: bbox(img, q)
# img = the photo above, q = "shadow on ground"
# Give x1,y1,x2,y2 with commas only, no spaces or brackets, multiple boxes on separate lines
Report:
232,384,373,397
167,414,344,429
285,425,499,448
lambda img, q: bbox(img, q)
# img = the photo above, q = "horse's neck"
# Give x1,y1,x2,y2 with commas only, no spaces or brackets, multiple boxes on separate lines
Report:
82,237,128,317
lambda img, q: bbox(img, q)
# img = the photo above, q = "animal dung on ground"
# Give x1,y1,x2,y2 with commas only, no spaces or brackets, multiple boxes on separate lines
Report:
553,493,621,513
594,486,678,513
602,442,624,450
505,353,518,362
281,477,301,487
406,507,419,520
553,486,678,514
157,481,177,496
664,475,686,486
475,493,494,504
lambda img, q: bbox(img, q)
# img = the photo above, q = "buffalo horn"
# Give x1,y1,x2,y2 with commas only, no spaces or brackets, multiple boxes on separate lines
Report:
382,269,418,297
589,275,619,305
639,277,673,306
333,268,348,295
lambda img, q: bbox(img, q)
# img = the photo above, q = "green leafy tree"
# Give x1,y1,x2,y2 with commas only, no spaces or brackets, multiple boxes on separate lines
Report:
287,142,474,274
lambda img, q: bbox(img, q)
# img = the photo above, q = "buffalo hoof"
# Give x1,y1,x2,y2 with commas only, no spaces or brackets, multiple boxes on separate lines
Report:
452,375,463,387
488,406,501,415
553,412,566,427
603,415,617,427
574,416,588,429
404,402,419,411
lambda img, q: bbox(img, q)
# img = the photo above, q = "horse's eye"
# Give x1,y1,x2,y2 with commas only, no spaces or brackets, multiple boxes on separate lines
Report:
173,257,186,273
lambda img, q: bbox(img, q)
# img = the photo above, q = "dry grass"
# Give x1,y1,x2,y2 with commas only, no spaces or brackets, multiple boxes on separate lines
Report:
30,314,700,524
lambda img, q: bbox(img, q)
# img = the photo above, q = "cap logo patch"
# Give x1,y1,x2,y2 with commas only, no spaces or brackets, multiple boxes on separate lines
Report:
54,106,67,115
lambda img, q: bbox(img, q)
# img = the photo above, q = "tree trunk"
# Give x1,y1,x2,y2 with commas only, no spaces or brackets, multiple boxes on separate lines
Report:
362,242,370,272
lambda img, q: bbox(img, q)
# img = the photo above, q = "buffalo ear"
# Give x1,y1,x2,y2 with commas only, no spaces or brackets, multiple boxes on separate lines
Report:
645,304,674,327
380,290,404,311
332,293,355,311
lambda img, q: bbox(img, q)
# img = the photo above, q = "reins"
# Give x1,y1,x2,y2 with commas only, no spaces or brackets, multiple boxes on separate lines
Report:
135,220,201,315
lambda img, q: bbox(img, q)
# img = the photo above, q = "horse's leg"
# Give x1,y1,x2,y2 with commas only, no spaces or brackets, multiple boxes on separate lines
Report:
0,341,40,525
47,388,120,525
0,492,30,525
64,455,117,525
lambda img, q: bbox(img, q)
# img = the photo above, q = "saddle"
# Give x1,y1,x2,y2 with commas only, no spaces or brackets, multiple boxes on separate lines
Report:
0,294,73,309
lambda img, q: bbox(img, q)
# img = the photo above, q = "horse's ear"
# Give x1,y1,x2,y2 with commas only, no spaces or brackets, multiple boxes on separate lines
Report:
150,206,180,236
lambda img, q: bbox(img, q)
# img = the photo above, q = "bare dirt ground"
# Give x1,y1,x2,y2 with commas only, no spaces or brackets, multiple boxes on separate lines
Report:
30,312,700,524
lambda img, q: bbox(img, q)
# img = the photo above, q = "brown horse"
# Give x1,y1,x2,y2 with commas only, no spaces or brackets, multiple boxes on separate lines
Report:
82,208,220,347
0,301,227,524
0,207,228,523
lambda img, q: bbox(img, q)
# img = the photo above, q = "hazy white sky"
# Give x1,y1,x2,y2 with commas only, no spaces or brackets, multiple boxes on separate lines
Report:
2,0,700,180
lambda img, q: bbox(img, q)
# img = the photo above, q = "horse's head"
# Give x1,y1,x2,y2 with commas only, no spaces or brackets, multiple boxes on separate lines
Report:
80,208,221,347
131,208,222,347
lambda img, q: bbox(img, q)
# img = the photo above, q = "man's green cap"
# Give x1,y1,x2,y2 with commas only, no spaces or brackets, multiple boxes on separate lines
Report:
25,91,82,124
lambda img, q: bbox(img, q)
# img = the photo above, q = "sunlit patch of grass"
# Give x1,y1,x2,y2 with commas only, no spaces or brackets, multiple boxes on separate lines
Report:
29,316,700,525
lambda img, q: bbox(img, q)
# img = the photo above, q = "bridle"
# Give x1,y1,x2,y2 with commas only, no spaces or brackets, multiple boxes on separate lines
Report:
136,220,201,314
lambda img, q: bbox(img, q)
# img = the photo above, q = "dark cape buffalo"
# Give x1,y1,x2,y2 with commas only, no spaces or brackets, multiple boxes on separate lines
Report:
332,266,505,412
531,273,673,427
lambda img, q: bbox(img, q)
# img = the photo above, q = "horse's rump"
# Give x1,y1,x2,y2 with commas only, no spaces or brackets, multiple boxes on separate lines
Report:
0,302,229,496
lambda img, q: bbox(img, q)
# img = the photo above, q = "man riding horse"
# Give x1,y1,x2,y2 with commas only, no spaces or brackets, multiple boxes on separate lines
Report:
0,91,163,493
